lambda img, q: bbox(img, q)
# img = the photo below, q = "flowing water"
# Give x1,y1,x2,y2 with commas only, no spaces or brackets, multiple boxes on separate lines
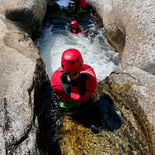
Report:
34,1,121,146
34,0,120,82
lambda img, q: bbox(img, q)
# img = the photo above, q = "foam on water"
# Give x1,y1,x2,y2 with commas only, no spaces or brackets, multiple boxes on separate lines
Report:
35,21,119,81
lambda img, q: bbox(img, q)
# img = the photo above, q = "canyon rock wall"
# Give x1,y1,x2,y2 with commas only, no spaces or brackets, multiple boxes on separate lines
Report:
86,0,155,154
0,0,49,154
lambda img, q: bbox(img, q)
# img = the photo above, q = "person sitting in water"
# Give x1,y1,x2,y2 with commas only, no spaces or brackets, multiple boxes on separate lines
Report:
51,48,97,107
68,20,87,35
68,0,86,12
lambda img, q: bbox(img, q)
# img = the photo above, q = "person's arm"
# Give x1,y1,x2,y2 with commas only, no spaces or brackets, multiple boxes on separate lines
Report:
80,64,97,91
79,29,87,35
55,67,63,72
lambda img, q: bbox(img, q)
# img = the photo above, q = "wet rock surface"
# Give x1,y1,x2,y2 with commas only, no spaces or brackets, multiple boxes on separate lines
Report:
86,0,155,154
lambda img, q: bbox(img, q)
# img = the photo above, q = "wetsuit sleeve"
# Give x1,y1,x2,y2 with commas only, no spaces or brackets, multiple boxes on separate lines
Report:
81,64,97,91
51,69,62,87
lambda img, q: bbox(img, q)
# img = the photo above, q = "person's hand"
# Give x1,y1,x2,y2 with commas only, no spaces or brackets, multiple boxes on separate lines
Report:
56,67,63,72
80,70,96,77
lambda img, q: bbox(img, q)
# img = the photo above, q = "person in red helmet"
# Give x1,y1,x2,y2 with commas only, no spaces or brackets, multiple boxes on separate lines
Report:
68,20,87,35
68,0,86,12
51,48,97,109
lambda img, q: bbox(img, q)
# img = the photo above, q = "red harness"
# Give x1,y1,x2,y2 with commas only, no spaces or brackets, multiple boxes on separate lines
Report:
69,28,80,34
68,28,87,35
51,64,97,104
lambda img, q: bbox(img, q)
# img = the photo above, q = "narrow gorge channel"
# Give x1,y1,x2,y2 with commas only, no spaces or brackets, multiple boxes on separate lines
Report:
34,0,151,154
34,0,121,154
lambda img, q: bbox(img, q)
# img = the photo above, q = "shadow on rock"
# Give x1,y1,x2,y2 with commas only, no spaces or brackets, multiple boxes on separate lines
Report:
94,95,122,131
5,9,41,38
67,95,122,133
35,80,62,154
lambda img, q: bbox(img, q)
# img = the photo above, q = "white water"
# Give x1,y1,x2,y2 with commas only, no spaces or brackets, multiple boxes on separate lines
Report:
34,1,120,82
56,0,70,7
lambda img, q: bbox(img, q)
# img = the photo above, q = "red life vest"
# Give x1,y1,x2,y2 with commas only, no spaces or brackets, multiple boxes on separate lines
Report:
68,28,87,35
51,64,97,104
69,28,80,34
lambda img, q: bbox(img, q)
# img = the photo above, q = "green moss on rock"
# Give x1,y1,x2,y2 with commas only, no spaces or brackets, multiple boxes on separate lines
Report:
110,82,132,95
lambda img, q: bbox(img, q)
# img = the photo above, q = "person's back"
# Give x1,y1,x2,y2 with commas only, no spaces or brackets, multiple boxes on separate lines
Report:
68,20,87,35
77,0,86,8
51,48,97,105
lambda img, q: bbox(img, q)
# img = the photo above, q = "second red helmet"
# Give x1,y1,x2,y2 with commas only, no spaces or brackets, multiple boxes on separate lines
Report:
61,48,83,72
70,20,78,29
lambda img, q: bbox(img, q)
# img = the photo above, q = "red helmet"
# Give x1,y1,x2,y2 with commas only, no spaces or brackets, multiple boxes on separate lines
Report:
61,48,83,72
70,20,78,29
68,1,72,5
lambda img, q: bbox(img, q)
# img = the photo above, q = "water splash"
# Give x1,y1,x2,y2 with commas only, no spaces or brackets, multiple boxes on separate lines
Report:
34,4,120,82
49,31,118,81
